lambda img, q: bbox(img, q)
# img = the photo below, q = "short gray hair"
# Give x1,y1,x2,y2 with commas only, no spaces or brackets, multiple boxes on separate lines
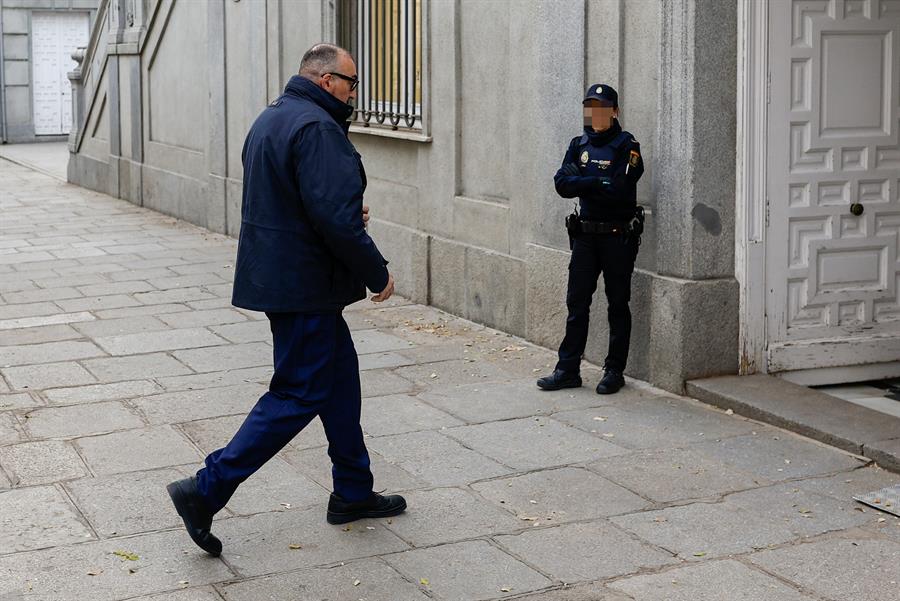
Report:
298,43,349,78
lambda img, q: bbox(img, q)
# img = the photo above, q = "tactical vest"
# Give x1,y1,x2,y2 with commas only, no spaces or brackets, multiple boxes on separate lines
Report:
574,130,637,221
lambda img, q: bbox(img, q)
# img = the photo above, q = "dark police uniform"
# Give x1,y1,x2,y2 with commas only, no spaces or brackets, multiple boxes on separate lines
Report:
539,83,644,394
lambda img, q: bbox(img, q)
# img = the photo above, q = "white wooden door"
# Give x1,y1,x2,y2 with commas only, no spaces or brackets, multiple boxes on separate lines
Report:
31,12,91,136
766,0,900,383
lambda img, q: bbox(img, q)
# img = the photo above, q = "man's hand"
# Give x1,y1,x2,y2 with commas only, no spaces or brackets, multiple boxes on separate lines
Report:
371,273,394,302
561,163,580,177
362,204,370,228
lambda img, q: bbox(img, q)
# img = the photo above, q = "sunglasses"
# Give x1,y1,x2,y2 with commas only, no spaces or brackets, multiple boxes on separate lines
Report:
327,72,359,91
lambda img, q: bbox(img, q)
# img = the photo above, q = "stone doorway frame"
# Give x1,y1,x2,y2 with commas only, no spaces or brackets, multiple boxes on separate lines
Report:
735,0,769,375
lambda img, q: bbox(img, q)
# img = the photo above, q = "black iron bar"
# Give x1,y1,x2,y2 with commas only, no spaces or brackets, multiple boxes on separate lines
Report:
364,0,373,124
378,0,385,124
407,0,417,127
390,0,401,127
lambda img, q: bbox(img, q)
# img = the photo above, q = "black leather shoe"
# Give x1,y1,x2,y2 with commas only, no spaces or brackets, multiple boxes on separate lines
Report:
536,369,582,391
326,492,407,525
596,369,625,395
166,476,222,556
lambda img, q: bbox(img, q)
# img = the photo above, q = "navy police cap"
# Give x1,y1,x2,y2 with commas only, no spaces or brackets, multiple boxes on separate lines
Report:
583,83,618,106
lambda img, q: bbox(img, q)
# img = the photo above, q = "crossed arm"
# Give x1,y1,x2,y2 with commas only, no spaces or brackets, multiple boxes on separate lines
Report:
553,139,643,202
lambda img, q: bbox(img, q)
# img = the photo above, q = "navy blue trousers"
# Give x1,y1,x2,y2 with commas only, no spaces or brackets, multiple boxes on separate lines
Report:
556,234,638,374
196,312,373,513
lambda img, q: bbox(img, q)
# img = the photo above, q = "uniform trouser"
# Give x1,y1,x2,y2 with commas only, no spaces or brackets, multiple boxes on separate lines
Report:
195,312,373,514
556,233,638,375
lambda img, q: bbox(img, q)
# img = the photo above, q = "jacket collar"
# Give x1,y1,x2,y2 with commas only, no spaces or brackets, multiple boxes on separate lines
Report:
284,75,354,132
583,118,622,147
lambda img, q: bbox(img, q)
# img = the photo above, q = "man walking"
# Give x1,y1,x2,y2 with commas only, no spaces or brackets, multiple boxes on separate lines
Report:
167,44,406,557
537,83,644,395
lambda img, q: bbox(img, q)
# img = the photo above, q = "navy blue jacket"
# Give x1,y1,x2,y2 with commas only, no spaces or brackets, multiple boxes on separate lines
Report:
232,76,389,313
554,120,644,221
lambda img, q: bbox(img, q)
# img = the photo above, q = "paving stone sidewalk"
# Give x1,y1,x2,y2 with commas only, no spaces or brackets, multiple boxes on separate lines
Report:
1,157,900,600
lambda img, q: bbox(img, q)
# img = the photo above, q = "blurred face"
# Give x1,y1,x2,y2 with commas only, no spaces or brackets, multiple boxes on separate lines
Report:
319,53,358,105
583,99,618,132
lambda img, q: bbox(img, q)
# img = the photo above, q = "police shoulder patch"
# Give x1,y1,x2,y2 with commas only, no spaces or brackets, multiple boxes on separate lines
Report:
628,150,641,167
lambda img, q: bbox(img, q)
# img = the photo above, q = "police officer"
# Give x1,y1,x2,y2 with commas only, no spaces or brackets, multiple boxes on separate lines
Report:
537,83,644,395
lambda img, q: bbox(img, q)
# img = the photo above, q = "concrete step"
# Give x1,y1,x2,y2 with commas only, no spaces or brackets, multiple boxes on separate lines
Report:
687,374,900,473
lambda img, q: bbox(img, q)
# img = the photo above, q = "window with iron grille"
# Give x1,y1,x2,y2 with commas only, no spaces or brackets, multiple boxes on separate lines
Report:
338,0,425,134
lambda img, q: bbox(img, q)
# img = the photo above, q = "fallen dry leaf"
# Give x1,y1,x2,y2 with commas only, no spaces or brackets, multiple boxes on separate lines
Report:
112,550,139,561
288,544,302,550
500,345,525,352
420,577,430,586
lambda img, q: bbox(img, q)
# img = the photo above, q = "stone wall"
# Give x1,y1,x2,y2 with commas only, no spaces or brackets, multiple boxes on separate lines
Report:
67,0,740,393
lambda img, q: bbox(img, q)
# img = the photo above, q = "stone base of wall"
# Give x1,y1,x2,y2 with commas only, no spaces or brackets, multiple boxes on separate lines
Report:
368,230,739,394
67,151,109,196
429,237,526,338
511,242,740,393
367,219,430,306
650,274,739,393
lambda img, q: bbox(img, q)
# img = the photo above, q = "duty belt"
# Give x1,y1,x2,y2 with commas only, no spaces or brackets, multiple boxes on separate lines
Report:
579,219,629,235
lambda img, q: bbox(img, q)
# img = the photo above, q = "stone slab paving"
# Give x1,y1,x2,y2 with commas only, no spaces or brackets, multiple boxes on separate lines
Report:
587,447,769,503
495,521,677,583
749,536,900,601
2,158,900,600
609,559,820,600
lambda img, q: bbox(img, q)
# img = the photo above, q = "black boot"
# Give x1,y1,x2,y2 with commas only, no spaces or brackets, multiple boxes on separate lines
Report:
326,492,407,525
536,369,583,391
595,368,625,395
166,476,222,556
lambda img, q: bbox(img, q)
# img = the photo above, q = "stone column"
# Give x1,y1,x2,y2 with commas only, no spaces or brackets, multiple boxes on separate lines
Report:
206,0,228,234
520,1,586,346
103,1,130,199
650,0,739,392
113,0,147,205
67,48,86,154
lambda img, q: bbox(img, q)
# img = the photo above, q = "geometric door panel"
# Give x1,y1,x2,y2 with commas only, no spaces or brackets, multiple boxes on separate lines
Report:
766,0,900,375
